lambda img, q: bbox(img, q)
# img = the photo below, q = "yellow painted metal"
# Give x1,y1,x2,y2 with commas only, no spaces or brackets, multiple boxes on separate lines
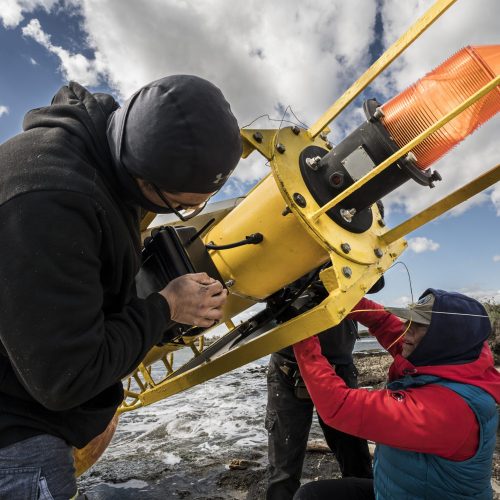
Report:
382,164,500,244
240,129,279,160
121,117,408,408
138,365,155,388
269,126,392,268
204,173,329,301
137,256,400,406
74,2,500,478
139,343,185,368
307,0,457,138
310,75,500,221
114,0,492,415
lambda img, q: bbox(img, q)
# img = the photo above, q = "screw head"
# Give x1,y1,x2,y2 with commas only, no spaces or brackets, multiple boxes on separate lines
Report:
305,156,322,171
340,243,351,254
374,248,383,258
293,193,307,208
276,143,286,154
282,206,292,216
319,132,328,141
292,126,300,135
373,107,385,120
342,267,352,279
225,279,235,288
377,219,386,227
340,208,356,223
253,132,263,143
325,141,333,150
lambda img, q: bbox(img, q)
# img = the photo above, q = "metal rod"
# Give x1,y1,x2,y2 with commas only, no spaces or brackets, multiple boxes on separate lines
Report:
381,164,500,245
307,0,457,139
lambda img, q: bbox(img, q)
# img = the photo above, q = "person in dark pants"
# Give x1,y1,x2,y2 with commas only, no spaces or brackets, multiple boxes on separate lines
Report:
294,477,374,499
265,276,373,500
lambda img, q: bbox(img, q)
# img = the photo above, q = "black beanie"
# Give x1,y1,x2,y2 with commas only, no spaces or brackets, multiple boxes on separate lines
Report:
107,75,242,211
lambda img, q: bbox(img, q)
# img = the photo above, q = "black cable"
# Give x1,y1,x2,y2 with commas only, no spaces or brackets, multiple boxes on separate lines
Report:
205,233,263,250
241,112,307,129
186,218,216,245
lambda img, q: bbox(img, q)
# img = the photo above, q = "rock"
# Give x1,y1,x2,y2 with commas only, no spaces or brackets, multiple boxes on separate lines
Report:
228,459,260,470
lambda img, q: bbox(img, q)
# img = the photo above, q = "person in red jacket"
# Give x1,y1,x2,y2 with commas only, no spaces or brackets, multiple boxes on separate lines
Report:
292,289,500,499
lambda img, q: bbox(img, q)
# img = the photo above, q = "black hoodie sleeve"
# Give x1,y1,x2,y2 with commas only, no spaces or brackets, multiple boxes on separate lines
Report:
0,190,170,411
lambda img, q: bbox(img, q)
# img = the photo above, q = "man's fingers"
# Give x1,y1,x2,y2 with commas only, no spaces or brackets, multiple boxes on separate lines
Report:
195,280,224,298
205,281,224,295
205,281,227,296
161,273,227,327
191,272,216,285
204,307,223,320
197,317,220,328
204,289,228,308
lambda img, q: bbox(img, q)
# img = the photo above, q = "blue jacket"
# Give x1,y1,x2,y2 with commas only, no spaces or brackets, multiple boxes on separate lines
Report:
374,375,497,499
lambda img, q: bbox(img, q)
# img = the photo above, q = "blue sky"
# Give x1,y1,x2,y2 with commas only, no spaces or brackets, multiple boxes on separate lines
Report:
0,0,499,306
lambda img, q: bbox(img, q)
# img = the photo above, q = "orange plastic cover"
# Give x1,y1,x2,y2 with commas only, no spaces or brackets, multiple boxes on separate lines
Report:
381,45,500,170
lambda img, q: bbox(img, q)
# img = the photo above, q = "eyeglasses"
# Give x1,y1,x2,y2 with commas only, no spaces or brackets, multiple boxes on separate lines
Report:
152,185,208,221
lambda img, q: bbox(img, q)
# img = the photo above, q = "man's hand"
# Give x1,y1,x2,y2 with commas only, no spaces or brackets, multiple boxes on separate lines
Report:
159,273,228,327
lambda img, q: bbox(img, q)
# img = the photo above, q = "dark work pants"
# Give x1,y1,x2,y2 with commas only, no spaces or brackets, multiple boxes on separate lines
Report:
293,478,375,500
266,353,372,500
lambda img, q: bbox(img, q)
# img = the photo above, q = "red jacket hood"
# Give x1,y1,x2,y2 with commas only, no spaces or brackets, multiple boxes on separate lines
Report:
388,342,500,403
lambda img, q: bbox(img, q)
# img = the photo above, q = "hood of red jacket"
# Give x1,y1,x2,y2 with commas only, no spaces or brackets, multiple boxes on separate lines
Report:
388,342,500,403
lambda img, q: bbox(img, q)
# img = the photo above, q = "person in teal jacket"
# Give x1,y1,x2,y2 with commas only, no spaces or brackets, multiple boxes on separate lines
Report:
292,289,500,499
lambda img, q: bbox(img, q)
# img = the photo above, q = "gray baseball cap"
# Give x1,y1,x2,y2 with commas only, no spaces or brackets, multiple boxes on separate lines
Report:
385,293,435,325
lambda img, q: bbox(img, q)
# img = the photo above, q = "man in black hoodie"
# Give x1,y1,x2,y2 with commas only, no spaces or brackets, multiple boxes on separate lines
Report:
0,75,242,499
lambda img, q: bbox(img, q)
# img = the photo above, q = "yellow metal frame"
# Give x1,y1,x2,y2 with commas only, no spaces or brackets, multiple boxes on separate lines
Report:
118,0,499,412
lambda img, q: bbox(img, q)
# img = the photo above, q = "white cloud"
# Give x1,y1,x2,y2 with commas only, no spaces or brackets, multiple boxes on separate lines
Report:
407,237,440,253
6,0,499,207
0,105,9,117
493,255,500,263
390,295,413,307
457,286,500,303
76,0,377,119
22,18,104,86
71,0,378,184
0,0,58,28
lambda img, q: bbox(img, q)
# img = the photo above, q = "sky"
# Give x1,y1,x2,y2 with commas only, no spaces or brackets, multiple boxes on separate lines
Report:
0,0,499,307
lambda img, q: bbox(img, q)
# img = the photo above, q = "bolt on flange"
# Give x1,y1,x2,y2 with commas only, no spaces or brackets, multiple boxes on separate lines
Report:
293,193,307,207
340,243,351,254
340,208,357,223
342,267,352,278
276,143,286,154
305,156,323,171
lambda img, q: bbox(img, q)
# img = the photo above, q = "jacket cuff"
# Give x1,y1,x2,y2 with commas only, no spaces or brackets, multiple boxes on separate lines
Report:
148,292,175,328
